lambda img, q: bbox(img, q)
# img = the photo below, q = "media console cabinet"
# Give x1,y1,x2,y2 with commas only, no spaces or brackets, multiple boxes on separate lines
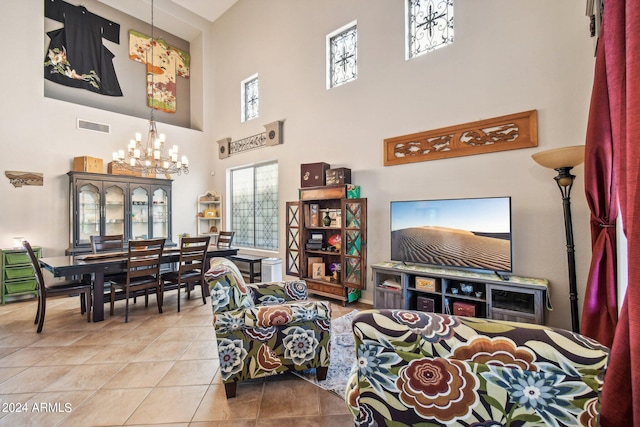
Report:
372,262,550,324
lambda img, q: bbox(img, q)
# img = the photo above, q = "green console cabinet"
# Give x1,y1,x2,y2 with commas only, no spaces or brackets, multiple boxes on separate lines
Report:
1,246,41,304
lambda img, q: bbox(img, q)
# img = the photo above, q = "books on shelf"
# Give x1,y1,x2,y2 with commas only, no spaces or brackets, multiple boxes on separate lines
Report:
379,279,401,291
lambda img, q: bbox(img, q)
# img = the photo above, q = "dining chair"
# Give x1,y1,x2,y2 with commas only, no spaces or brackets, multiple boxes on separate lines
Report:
23,240,92,333
109,238,165,323
90,234,130,304
161,235,210,312
217,231,235,248
90,234,124,253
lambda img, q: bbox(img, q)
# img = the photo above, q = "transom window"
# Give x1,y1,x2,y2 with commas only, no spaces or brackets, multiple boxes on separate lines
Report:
406,0,454,60
241,74,259,122
327,21,358,89
229,161,278,250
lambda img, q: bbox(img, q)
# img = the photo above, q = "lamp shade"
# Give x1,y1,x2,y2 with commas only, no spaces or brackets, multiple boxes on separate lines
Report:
531,145,585,169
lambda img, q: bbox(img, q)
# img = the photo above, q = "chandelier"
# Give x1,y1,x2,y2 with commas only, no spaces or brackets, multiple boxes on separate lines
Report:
111,0,188,176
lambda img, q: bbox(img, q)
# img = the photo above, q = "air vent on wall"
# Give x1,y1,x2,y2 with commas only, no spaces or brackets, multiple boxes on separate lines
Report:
77,119,111,134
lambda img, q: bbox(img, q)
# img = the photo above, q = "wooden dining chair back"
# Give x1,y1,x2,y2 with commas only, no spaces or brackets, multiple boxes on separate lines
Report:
90,234,124,253
109,238,165,323
217,231,235,248
161,236,210,312
23,240,92,333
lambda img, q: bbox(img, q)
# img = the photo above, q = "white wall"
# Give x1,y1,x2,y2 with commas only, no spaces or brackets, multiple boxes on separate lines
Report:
0,0,596,330
208,0,595,330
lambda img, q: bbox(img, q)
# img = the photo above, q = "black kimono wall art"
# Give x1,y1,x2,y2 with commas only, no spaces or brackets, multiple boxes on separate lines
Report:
44,0,123,96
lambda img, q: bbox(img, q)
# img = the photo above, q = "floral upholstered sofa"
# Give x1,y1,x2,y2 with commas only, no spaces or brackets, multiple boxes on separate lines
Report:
346,309,609,426
207,257,331,398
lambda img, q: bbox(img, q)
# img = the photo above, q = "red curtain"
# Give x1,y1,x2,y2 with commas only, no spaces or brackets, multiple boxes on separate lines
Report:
597,0,640,425
582,14,618,348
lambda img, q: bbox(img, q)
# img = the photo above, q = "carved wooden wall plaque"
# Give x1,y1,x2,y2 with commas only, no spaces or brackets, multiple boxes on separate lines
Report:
383,110,538,166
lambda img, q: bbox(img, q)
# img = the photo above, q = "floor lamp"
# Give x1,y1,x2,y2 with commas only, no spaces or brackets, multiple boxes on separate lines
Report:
532,145,585,333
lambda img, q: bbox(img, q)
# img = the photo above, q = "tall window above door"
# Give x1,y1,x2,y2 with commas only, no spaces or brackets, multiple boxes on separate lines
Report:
327,21,358,89
229,161,279,251
406,0,454,60
241,74,259,122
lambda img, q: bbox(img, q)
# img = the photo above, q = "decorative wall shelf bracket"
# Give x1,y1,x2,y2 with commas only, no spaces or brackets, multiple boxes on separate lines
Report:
5,171,43,187
217,120,283,159
383,110,538,166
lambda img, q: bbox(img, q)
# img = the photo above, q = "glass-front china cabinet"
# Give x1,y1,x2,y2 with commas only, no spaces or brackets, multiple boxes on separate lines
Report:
68,171,173,254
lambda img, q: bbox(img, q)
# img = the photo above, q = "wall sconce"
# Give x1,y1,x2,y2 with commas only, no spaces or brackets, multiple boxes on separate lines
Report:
532,145,585,333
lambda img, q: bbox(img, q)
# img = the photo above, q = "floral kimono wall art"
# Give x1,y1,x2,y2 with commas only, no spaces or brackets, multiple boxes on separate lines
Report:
129,30,190,113
44,0,123,96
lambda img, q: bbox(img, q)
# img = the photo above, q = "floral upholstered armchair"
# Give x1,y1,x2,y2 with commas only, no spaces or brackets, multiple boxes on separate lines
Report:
346,309,609,427
207,257,331,398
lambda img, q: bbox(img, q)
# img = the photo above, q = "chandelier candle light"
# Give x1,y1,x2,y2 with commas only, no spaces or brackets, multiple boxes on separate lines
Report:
112,0,188,176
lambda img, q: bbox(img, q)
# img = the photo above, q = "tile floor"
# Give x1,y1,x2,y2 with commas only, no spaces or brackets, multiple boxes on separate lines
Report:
0,289,370,426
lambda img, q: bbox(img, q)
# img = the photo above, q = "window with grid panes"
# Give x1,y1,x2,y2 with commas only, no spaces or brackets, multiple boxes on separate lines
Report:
229,162,278,250
241,74,259,122
327,22,358,89
406,0,454,60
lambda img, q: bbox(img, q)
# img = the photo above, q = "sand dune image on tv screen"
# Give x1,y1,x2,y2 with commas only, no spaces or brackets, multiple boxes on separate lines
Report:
391,226,511,272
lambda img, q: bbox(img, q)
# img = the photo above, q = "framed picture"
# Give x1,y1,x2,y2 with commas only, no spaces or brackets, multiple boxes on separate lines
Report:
309,203,319,227
311,262,325,279
307,256,322,275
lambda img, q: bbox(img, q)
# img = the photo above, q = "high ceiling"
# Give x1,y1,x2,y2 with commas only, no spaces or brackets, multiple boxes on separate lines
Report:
168,0,237,22
99,0,238,41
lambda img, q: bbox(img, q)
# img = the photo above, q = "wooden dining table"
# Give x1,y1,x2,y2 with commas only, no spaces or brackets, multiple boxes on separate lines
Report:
38,246,238,322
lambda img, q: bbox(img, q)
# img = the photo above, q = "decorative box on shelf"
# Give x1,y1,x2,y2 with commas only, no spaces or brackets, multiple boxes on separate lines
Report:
300,162,330,187
108,161,141,177
415,276,436,291
347,184,360,199
73,156,103,173
417,296,435,312
326,168,351,185
453,301,477,317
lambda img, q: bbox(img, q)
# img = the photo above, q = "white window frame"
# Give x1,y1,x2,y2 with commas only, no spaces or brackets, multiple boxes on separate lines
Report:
405,0,454,60
326,20,358,89
226,161,279,251
240,73,259,122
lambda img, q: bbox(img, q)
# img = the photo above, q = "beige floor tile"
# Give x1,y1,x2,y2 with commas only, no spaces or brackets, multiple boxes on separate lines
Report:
103,361,174,389
257,379,320,419
0,293,370,427
28,331,87,347
194,326,217,341
60,387,153,426
318,390,351,416
0,332,42,348
189,422,256,427
179,340,218,360
157,359,218,387
0,346,61,368
133,340,189,362
34,344,103,366
172,313,212,327
191,383,263,422
155,325,208,342
72,329,131,346
125,385,208,425
0,390,87,427
43,363,122,392
0,366,25,383
0,365,73,393
84,341,150,364
255,414,353,427
0,392,33,424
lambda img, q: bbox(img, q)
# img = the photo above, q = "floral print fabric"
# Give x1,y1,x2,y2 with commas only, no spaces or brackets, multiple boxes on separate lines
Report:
207,258,331,386
346,309,609,427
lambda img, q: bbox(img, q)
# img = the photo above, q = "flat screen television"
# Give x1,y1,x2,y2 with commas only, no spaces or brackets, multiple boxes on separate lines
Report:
390,196,512,273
